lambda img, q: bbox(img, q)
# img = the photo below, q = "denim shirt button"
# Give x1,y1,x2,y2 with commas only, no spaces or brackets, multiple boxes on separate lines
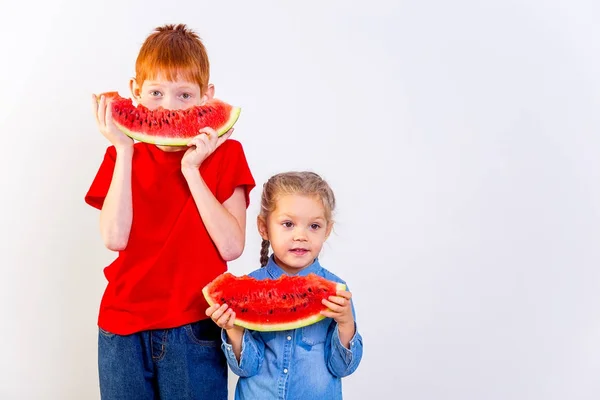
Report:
287,336,291,341
283,368,288,374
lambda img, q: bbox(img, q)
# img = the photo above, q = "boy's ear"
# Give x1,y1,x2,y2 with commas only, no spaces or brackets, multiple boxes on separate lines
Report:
202,83,215,103
257,216,269,241
129,78,142,101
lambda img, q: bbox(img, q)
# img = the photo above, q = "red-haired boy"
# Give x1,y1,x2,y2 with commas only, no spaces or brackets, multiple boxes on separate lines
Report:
85,23,255,399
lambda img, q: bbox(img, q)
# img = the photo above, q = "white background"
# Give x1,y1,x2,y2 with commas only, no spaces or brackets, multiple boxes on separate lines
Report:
1,0,599,399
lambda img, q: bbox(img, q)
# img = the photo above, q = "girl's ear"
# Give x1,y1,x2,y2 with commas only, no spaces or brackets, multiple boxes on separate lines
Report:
129,77,142,101
257,216,269,241
325,222,334,240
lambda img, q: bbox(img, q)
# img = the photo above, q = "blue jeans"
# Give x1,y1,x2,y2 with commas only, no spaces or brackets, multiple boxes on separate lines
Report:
98,319,227,400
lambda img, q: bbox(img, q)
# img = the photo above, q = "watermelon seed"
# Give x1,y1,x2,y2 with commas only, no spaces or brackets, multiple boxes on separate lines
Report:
291,307,297,312
282,295,287,300
307,288,312,292
268,310,273,314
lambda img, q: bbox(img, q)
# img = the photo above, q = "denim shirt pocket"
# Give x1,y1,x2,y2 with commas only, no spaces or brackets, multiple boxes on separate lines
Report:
300,319,330,346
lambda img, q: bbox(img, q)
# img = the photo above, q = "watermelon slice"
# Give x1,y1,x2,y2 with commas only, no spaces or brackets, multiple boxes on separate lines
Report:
95,92,241,146
202,272,347,332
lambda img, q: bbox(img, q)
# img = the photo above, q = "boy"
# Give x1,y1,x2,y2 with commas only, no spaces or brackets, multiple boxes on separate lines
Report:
85,23,255,399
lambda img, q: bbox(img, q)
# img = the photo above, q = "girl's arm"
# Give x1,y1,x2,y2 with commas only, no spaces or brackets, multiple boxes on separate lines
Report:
322,288,364,377
326,322,364,377
222,327,265,377
207,304,264,377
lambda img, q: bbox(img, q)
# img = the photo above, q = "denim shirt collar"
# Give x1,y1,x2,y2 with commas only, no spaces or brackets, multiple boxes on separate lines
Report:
265,255,323,279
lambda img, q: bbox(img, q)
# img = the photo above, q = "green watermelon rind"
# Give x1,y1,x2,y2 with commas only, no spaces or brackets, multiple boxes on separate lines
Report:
202,279,347,332
113,106,241,147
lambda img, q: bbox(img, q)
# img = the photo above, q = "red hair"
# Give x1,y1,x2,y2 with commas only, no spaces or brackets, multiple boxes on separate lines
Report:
135,24,210,94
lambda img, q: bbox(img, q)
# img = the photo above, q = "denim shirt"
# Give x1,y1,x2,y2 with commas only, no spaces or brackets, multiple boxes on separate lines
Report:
221,256,363,400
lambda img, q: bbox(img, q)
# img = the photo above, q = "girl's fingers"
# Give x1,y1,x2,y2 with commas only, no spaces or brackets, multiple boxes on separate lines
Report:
218,308,234,327
327,296,348,307
212,303,229,320
205,303,220,316
336,290,352,300
322,298,344,313
225,311,236,329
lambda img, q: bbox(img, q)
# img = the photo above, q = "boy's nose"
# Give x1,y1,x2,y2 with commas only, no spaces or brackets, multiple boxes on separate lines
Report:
164,96,178,110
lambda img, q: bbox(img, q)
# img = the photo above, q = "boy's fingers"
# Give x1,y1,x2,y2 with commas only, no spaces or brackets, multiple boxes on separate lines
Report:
97,95,107,127
216,129,233,147
91,95,100,125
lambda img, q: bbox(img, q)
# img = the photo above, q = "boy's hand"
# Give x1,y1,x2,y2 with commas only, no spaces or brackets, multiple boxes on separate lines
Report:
181,127,234,170
91,94,133,150
321,290,355,328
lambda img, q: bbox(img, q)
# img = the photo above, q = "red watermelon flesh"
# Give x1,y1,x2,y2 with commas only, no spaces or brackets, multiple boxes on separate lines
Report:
202,272,346,332
95,92,241,146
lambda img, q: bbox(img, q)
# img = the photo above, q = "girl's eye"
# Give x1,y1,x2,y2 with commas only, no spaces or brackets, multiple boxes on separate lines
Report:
282,222,293,228
310,224,321,230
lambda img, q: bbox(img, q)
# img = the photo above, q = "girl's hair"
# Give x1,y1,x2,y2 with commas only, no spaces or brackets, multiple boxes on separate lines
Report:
259,171,336,267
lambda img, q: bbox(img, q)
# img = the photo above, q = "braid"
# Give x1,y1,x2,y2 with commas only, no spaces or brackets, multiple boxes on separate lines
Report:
260,239,270,267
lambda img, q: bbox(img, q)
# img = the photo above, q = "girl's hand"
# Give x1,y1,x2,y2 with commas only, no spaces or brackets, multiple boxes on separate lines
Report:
181,127,233,170
321,290,355,328
206,303,238,330
91,94,133,150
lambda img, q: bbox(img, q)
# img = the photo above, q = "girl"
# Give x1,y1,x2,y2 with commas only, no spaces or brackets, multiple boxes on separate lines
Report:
206,171,363,400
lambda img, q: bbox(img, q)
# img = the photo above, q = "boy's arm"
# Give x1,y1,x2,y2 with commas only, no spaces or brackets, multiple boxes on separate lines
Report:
181,169,246,261
99,146,134,251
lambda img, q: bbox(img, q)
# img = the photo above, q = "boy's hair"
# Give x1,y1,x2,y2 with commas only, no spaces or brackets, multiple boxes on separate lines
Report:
258,171,336,267
135,23,210,94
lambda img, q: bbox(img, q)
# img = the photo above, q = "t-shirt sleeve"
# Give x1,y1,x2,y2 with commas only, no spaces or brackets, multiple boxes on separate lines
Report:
216,140,256,207
84,146,117,210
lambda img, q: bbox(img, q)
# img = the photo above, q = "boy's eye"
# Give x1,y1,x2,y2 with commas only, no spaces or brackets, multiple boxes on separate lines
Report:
282,222,293,228
310,224,321,230
150,91,162,97
181,93,192,99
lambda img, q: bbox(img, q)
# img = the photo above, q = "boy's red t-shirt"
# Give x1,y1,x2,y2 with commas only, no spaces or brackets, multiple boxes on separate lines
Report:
85,140,255,335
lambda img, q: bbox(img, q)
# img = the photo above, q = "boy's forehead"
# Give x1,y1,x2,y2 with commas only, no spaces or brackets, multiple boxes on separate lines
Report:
143,71,200,88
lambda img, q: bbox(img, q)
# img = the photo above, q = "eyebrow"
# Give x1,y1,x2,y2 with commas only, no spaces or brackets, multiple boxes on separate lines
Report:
144,82,196,90
278,213,326,221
